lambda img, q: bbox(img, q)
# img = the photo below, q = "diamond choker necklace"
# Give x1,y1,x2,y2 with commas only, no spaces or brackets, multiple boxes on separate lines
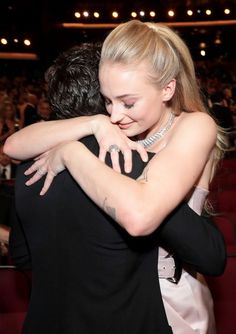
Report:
137,112,176,148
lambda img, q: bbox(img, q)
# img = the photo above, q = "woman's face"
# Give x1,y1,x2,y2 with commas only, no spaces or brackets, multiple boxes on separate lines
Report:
99,61,169,138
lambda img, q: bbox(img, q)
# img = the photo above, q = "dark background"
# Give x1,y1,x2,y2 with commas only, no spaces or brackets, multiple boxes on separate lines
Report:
0,0,235,76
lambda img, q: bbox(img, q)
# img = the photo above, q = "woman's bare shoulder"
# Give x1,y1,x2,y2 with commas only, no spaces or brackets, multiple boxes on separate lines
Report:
175,111,217,137
180,111,216,125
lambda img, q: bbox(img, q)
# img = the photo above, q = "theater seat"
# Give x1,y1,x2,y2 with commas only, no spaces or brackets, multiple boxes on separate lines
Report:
206,254,236,334
206,215,236,333
213,216,236,246
219,158,236,172
225,172,236,189
217,189,236,214
0,266,31,334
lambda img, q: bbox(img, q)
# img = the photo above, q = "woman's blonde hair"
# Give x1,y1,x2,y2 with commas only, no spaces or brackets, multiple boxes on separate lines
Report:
100,19,227,184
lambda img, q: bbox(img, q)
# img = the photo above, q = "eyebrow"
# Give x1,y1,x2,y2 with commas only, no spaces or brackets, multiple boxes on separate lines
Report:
100,92,138,99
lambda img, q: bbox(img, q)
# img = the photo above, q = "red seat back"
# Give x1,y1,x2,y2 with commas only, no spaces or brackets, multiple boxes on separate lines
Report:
206,254,236,334
0,267,31,334
213,216,236,245
217,190,236,213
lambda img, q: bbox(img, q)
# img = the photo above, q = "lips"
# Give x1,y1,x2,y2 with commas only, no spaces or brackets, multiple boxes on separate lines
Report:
118,122,133,129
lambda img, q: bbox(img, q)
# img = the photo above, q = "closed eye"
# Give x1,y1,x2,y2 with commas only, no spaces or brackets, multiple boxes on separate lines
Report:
124,103,134,109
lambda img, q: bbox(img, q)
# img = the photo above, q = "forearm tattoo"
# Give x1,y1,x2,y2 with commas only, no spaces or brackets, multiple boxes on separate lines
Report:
103,197,117,220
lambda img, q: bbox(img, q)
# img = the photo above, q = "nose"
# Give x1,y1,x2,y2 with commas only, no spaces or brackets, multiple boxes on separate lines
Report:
109,104,124,124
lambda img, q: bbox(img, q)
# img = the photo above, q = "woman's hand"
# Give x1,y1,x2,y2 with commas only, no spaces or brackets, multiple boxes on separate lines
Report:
91,115,148,173
23,115,149,192
24,142,70,195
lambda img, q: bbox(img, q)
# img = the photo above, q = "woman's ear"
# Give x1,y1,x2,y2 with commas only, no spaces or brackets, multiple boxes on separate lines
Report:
162,79,176,102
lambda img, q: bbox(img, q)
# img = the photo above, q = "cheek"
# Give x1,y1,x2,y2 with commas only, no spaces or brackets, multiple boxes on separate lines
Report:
135,100,153,116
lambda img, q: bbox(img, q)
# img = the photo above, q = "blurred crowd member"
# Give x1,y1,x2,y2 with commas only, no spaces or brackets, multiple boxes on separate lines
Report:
21,92,39,127
0,145,18,241
210,92,234,130
0,89,8,106
37,98,53,121
0,224,10,258
0,144,18,180
0,101,17,144
205,82,218,109
17,90,29,129
223,85,235,112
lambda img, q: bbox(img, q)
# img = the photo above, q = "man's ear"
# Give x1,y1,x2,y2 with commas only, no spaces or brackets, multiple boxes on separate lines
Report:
162,79,176,102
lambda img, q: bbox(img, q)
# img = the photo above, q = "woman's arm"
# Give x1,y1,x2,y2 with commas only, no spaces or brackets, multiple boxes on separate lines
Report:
4,115,101,160
4,115,147,173
26,112,217,236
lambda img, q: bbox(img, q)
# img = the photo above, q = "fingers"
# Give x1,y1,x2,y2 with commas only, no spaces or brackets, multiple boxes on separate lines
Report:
122,143,148,173
110,151,121,173
99,147,121,173
25,169,45,186
99,147,107,163
123,149,132,173
39,171,56,196
135,144,148,162
24,149,59,194
100,143,148,174
122,145,147,174
24,161,40,175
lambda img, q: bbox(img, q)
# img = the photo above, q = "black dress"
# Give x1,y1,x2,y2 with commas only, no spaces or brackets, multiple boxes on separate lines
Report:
9,136,226,334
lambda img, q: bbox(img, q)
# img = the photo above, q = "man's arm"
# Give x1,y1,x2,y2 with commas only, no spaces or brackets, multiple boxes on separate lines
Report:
158,202,226,276
9,201,32,270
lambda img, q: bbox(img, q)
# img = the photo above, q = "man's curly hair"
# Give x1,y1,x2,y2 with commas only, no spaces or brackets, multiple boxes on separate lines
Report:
45,43,106,120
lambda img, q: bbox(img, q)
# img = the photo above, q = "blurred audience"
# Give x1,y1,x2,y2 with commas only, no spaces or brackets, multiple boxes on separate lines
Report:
210,92,234,130
0,223,10,258
0,144,18,180
0,101,17,145
0,145,19,241
37,98,53,121
21,93,39,127
222,85,235,112
0,55,235,141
